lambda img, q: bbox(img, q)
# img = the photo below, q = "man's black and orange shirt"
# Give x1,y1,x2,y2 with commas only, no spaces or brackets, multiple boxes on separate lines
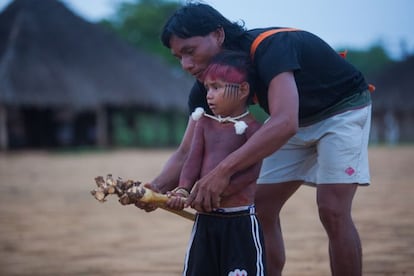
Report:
188,27,371,126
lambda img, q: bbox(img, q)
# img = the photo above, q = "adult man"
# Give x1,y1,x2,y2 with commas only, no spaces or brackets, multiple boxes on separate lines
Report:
140,3,371,275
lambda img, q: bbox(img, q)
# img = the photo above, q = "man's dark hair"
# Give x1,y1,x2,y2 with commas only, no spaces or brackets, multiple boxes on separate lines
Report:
161,2,246,50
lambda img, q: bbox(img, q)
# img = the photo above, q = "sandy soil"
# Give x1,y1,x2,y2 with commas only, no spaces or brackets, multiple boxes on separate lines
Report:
0,146,413,276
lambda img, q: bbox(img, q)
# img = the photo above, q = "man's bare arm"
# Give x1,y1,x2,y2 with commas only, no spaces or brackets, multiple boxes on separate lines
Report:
179,119,204,192
219,72,299,177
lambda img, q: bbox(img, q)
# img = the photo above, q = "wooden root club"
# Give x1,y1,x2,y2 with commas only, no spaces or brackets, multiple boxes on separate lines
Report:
91,174,195,221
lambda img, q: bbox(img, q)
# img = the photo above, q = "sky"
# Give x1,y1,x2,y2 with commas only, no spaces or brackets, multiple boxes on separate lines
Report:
1,0,413,60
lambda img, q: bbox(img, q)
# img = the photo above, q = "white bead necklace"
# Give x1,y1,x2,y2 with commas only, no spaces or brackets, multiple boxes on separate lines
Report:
191,107,249,135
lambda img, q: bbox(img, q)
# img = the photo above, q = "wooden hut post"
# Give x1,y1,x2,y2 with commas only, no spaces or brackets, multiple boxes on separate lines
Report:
0,105,8,151
96,106,108,147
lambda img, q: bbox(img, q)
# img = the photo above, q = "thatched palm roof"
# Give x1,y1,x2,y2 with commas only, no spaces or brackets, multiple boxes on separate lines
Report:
0,0,192,112
370,55,414,113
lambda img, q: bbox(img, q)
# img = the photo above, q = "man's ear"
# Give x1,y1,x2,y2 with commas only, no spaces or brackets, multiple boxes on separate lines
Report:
239,82,250,100
214,27,225,46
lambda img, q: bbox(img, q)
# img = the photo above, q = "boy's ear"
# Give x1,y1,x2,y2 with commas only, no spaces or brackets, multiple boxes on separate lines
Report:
239,82,250,100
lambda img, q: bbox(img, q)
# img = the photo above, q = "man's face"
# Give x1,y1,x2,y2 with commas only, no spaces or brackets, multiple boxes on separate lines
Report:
169,31,223,81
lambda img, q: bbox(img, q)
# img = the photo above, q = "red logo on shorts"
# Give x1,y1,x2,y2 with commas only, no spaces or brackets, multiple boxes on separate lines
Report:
345,167,355,176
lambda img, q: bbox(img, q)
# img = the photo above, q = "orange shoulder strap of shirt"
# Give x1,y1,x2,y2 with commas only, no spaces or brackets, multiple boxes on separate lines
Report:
249,29,375,92
250,28,300,60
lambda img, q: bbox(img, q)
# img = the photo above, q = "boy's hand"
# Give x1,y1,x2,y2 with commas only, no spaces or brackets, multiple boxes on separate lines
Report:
134,183,159,212
166,187,189,210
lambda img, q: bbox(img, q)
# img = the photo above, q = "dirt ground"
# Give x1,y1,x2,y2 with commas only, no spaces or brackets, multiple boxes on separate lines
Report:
0,146,413,276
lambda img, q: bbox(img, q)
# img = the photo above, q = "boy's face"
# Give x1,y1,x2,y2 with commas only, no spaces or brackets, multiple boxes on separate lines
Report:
169,30,223,81
204,77,248,117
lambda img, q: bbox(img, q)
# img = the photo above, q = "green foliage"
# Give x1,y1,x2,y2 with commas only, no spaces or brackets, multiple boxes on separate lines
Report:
338,44,395,77
100,0,182,65
249,104,269,123
112,110,187,147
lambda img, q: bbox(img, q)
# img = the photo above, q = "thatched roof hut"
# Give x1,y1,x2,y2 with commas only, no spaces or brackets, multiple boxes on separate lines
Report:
0,0,192,110
369,55,414,143
0,0,193,149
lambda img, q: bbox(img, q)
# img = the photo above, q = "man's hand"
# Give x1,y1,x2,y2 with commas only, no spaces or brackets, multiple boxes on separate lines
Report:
185,167,230,212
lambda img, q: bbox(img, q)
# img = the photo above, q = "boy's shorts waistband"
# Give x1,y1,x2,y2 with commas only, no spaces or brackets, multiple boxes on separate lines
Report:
214,205,253,213
197,205,255,217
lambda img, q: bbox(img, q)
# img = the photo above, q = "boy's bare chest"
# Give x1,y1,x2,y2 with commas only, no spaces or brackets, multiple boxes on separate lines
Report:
203,122,247,151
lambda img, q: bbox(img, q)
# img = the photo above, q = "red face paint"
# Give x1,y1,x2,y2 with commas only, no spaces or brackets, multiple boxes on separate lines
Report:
202,63,246,84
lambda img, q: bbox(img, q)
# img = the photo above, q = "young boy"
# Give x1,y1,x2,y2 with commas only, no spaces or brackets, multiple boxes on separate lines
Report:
167,50,265,276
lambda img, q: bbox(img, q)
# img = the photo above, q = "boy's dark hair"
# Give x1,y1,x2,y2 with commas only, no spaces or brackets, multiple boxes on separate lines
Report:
161,2,246,50
203,50,257,101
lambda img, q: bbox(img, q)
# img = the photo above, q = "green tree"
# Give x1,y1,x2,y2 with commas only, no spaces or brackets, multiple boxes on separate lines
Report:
339,44,394,77
100,0,182,65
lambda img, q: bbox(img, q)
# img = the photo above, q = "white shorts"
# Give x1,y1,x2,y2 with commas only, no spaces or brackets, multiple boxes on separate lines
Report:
257,105,371,186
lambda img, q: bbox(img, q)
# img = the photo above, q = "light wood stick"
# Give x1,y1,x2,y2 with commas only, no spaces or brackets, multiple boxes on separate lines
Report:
137,186,195,221
159,206,196,221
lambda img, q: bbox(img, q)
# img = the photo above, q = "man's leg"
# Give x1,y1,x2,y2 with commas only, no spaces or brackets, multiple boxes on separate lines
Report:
317,184,362,276
255,181,302,276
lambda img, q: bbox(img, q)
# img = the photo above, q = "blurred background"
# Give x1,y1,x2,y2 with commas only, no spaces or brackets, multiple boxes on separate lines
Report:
0,1,413,276
0,0,413,150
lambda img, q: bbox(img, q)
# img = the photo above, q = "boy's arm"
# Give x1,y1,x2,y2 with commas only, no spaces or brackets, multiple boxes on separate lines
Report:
178,119,205,192
165,120,204,210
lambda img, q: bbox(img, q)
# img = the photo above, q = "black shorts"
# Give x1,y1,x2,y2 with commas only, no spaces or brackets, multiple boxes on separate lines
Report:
183,205,266,276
